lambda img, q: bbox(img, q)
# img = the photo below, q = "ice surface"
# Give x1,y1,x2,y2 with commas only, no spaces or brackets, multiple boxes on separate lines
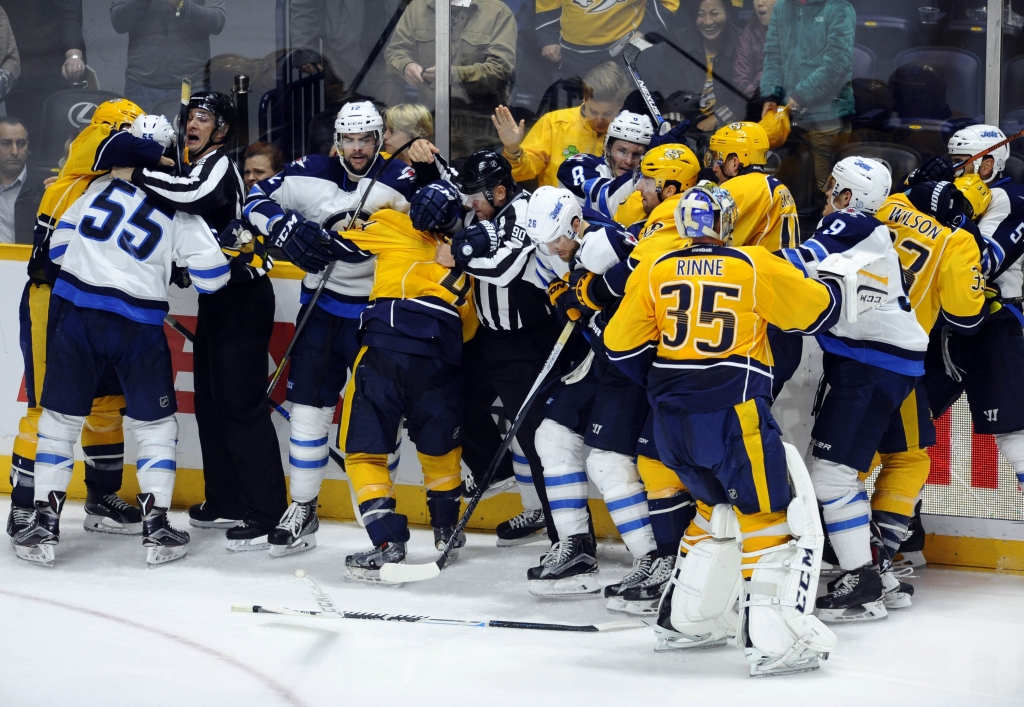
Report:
2,496,1024,707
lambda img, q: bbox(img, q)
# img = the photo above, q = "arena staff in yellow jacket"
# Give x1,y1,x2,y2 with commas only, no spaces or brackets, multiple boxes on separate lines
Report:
604,183,842,675
492,61,630,188
308,185,477,585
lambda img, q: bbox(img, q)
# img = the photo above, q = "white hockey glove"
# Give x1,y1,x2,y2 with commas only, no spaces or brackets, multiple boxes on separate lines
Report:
816,251,889,324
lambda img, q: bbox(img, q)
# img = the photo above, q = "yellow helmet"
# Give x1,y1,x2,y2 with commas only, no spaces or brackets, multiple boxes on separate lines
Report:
707,121,770,168
955,173,992,220
639,143,700,193
91,98,145,132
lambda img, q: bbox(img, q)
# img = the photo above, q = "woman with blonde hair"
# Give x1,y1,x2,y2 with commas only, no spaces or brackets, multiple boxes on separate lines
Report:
383,103,434,165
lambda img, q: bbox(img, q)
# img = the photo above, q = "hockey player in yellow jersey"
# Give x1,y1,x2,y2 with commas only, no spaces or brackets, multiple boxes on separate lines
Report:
305,185,478,583
493,62,630,187
7,101,176,542
605,184,842,676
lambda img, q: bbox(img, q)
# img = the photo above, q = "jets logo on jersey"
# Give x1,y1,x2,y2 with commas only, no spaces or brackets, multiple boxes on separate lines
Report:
398,166,416,181
572,0,629,13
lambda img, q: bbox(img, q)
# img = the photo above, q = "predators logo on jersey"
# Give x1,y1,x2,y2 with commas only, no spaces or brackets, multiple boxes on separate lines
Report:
537,0,680,49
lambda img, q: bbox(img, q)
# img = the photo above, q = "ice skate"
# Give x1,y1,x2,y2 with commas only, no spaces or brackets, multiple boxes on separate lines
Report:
345,541,407,585
495,508,546,547
268,499,319,557
139,493,189,566
815,565,888,622
83,490,142,535
893,504,927,569
527,534,600,597
620,553,676,615
188,501,241,529
604,550,657,612
433,525,466,567
6,499,34,539
880,566,915,609
13,491,65,566
225,519,273,552
461,467,516,501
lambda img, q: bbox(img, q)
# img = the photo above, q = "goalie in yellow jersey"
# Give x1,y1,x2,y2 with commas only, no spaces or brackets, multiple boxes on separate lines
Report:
605,184,843,676
8,99,173,542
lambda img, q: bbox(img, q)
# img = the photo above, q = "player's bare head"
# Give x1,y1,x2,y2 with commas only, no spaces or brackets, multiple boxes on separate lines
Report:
638,144,700,214
526,186,583,262
582,62,629,134
335,101,384,178
605,112,653,176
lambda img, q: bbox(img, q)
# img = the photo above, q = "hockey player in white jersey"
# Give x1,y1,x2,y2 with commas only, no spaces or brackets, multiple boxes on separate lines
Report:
243,101,418,557
780,157,929,622
12,173,231,566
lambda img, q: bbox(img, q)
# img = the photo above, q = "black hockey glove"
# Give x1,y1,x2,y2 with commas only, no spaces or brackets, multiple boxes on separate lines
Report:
451,221,500,265
411,180,463,234
905,156,955,187
169,263,191,289
648,118,691,149
547,276,582,323
270,209,332,274
904,180,966,227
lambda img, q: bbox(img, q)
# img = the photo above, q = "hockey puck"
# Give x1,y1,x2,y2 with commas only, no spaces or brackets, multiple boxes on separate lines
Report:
294,569,306,578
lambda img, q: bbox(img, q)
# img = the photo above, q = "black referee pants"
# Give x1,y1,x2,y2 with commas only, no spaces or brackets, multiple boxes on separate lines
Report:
193,276,287,528
461,317,564,542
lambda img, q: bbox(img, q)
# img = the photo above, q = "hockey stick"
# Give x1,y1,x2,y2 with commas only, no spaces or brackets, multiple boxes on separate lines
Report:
345,0,411,98
952,128,1024,171
265,137,420,398
622,35,667,131
379,320,578,584
643,32,753,104
176,79,192,177
164,313,347,471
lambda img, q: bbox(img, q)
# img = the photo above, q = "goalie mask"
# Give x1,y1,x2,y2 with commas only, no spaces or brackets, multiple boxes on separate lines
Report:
674,183,737,245
525,186,583,256
334,101,384,179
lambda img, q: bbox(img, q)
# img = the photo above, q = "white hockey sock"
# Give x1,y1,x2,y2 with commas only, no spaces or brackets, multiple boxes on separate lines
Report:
995,431,1024,492
511,436,541,511
587,449,655,558
812,458,872,571
288,404,334,503
34,410,83,503
134,416,178,509
536,419,589,538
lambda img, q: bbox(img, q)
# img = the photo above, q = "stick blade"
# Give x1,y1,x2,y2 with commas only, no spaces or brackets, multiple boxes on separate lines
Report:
623,34,654,63
379,560,441,583
180,78,192,105
594,620,649,632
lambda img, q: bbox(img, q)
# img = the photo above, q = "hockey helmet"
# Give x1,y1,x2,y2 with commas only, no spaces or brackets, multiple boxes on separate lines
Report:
525,186,582,255
825,156,892,214
758,106,790,149
639,143,700,194
129,114,175,150
706,122,770,169
453,148,515,207
674,183,737,245
604,111,654,154
948,124,1009,183
954,173,992,220
188,91,235,132
334,100,384,176
91,98,144,132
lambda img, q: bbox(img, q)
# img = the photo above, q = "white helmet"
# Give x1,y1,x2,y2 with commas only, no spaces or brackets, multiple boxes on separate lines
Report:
827,156,891,214
947,124,1009,183
525,186,582,254
129,114,175,149
604,111,654,155
334,100,384,177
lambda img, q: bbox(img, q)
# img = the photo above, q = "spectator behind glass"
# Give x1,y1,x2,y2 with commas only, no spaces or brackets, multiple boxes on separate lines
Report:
110,0,226,111
4,1,85,138
0,116,33,244
0,7,19,104
760,0,855,188
493,60,629,187
383,104,434,165
734,0,777,102
535,0,677,82
385,0,517,115
289,0,405,108
667,0,743,135
242,141,284,192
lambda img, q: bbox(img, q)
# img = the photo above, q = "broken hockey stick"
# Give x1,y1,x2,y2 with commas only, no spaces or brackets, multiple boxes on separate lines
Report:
622,35,667,131
265,137,420,399
175,78,192,177
238,568,644,632
163,314,348,471
379,320,578,584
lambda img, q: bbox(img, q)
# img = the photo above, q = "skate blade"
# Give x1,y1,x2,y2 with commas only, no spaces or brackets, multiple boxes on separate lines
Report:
146,545,187,566
893,551,927,568
622,599,659,616
883,593,913,610
749,655,822,678
528,575,601,597
816,601,888,623
189,518,242,529
819,561,842,577
269,534,317,558
14,543,56,566
480,476,517,501
226,536,270,553
606,596,627,612
84,515,142,536
654,634,729,651
344,566,403,587
496,531,547,547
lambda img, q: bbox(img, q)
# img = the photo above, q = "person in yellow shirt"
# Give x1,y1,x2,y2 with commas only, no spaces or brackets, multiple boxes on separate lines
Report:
492,61,629,187
604,183,841,675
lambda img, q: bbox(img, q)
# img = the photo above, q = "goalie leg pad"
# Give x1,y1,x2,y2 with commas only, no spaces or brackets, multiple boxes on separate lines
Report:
536,419,590,538
287,404,335,503
133,415,178,509
34,411,84,503
587,449,655,558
